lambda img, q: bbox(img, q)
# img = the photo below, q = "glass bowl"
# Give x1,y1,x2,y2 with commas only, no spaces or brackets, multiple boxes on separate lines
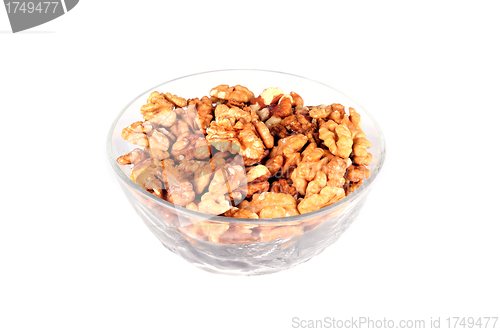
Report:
106,69,386,276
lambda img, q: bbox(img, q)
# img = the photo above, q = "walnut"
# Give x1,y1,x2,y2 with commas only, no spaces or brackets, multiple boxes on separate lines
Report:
270,94,293,118
161,159,175,168
253,120,274,149
143,123,176,143
211,150,233,171
130,158,152,182
290,156,332,196
117,148,148,165
169,119,191,137
170,132,195,161
194,220,231,243
254,107,270,122
142,120,154,134
207,106,267,165
185,202,198,212
290,169,309,196
346,107,362,127
250,87,283,112
148,109,177,128
297,185,345,214
178,221,206,243
265,115,282,129
140,91,175,120
251,88,294,120
270,179,298,198
131,159,163,197
147,129,171,159
345,181,363,195
237,192,299,216
344,164,370,195
301,142,325,162
352,136,372,166
210,84,255,103
162,161,196,206
208,164,247,205
271,114,318,146
206,122,241,155
305,171,327,196
294,105,311,118
176,159,213,194
225,163,248,194
187,96,214,133
279,115,302,135
171,133,210,161
259,206,292,218
246,181,270,198
345,164,371,183
309,103,345,123
145,146,170,161
265,155,283,176
208,169,230,196
233,120,266,166
197,193,232,216
122,121,149,147
265,134,308,176
215,224,259,244
214,104,252,125
279,135,307,172
225,99,249,109
223,207,259,219
325,156,351,188
194,136,211,159
117,154,131,166
258,87,284,105
343,108,372,166
174,107,201,134
309,105,330,119
281,114,315,136
329,104,346,124
290,91,304,107
246,165,272,183
164,92,187,108
270,123,288,139
177,158,204,174
318,120,353,159
157,127,177,142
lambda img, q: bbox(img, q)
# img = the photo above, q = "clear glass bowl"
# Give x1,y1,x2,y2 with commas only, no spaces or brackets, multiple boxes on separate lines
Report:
106,69,386,276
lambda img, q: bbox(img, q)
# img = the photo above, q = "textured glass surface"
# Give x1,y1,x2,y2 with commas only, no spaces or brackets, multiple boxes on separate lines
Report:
107,70,386,275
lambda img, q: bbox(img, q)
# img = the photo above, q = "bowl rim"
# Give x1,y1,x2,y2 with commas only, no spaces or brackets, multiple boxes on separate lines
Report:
106,69,386,225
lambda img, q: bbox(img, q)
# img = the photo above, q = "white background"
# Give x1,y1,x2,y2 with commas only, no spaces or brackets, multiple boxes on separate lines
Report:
1,1,499,331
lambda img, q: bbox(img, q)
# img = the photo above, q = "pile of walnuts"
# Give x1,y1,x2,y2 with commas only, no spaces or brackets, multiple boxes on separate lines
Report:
118,84,372,219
